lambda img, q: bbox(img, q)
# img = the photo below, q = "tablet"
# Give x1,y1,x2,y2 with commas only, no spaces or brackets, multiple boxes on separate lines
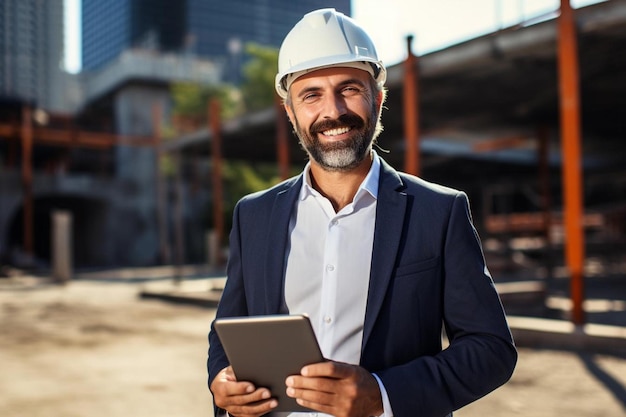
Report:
214,314,324,412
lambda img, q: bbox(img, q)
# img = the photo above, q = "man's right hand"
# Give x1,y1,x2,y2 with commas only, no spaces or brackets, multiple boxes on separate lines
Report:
210,366,278,417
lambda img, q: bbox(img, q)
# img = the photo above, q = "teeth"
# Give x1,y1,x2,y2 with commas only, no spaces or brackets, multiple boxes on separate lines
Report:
322,127,350,136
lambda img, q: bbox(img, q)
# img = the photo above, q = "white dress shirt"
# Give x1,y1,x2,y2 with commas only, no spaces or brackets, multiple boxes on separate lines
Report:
277,153,393,417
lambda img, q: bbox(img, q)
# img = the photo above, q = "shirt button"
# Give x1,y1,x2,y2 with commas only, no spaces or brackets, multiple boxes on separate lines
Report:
326,264,335,272
324,316,332,324
331,219,338,226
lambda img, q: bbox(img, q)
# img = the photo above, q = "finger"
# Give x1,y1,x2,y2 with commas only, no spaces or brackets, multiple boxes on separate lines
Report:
285,362,347,395
286,374,336,395
227,400,279,417
216,387,277,411
224,381,257,397
213,367,258,397
286,382,335,402
301,360,352,379
287,362,383,417
224,390,278,415
213,376,255,397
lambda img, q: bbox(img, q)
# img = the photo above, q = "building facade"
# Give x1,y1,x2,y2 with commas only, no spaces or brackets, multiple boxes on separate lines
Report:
82,0,351,72
0,0,67,111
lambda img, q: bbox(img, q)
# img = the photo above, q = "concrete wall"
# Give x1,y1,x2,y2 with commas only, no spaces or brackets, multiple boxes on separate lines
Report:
111,85,171,266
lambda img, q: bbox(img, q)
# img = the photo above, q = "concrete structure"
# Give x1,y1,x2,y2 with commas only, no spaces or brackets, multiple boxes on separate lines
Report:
166,0,626,286
1,0,625,278
1,0,352,268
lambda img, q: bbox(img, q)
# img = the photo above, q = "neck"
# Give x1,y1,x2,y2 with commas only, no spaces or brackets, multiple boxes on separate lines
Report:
308,153,373,212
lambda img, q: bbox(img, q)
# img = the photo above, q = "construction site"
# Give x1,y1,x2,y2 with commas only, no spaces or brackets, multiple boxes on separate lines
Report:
2,0,626,318
1,1,626,416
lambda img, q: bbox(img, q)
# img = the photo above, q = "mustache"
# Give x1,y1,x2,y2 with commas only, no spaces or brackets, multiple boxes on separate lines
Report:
310,114,365,135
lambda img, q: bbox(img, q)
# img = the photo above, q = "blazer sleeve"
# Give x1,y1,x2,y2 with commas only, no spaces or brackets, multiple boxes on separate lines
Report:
376,192,517,417
207,177,299,414
207,200,247,392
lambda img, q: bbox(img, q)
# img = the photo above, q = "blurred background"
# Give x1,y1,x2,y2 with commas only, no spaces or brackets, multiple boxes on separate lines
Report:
2,0,625,280
1,1,626,416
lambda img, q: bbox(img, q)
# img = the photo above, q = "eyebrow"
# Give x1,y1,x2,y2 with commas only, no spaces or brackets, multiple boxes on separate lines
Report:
296,78,368,99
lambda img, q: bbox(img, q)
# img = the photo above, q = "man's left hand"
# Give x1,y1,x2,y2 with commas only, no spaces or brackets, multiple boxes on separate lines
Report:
285,360,383,417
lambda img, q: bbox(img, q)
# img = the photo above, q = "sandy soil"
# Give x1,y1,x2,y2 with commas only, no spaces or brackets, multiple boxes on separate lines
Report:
1,278,625,417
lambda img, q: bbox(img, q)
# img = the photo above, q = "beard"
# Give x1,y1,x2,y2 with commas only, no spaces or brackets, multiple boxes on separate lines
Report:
292,107,379,172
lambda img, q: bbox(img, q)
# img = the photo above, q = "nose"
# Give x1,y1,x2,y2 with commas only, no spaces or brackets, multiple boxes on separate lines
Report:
322,93,347,119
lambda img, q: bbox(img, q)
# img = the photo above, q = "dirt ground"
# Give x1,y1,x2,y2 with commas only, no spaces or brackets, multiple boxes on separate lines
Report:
1,278,625,417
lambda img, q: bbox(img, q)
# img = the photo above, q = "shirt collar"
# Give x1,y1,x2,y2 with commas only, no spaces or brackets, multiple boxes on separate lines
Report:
299,151,381,202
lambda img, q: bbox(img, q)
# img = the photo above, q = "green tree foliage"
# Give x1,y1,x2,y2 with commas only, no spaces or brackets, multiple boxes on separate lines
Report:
240,43,279,111
168,42,278,126
170,82,243,125
167,42,289,244
223,160,280,209
204,160,286,233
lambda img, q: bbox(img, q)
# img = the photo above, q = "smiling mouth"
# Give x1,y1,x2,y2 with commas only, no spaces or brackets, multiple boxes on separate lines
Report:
322,126,352,136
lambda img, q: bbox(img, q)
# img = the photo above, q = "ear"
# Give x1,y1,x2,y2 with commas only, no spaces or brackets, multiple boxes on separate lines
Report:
375,90,384,111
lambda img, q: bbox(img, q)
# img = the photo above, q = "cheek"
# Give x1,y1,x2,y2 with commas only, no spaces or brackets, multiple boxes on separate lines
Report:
293,108,320,130
346,96,374,117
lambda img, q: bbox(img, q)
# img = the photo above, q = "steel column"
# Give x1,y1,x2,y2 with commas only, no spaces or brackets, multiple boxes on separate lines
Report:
21,105,34,256
557,0,585,325
403,35,420,176
209,99,225,265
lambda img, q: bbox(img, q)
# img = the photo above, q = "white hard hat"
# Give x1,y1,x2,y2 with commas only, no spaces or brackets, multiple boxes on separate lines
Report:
275,8,387,99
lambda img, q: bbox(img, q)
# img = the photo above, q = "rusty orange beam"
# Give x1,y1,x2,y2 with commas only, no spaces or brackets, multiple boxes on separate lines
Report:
0,122,153,148
0,123,18,136
33,128,115,148
116,134,157,147
558,0,585,325
472,135,529,152
403,35,420,176
210,99,225,264
21,106,34,256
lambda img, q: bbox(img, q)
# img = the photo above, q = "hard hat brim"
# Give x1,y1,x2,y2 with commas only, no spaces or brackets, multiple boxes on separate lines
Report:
275,60,386,99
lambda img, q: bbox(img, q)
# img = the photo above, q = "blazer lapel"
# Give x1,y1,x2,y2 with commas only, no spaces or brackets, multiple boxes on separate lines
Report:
263,176,303,314
362,160,407,349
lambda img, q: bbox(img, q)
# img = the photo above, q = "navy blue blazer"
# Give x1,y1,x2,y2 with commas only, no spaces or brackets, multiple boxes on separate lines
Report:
208,158,517,416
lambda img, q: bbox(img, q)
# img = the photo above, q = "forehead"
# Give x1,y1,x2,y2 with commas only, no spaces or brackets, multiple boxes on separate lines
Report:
290,66,371,91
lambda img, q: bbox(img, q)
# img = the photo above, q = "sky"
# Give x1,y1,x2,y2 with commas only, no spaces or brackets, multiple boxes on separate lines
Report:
63,0,604,73
353,0,604,66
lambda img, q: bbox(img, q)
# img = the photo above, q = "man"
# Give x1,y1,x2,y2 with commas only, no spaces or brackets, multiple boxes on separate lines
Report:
208,8,517,417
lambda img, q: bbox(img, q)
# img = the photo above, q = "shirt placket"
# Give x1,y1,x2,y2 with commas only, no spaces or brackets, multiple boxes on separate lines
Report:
318,212,340,358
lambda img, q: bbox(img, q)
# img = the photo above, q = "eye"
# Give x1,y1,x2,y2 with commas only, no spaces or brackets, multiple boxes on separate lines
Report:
302,92,320,103
341,86,362,96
